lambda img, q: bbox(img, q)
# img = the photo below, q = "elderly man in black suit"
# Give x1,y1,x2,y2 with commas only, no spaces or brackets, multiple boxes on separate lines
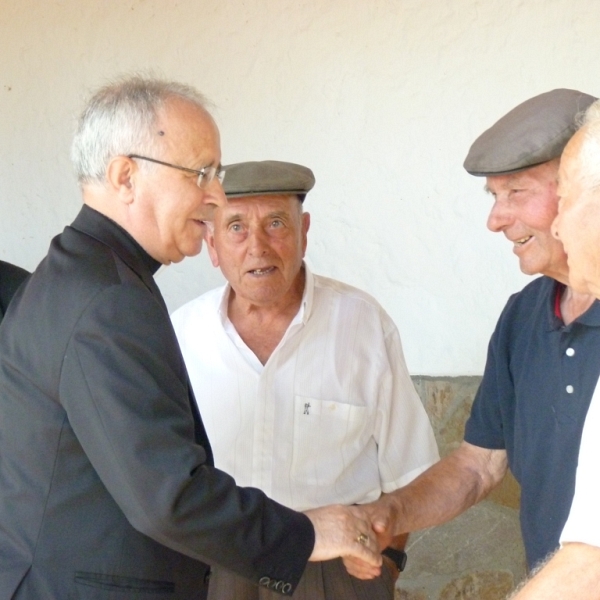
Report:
0,76,380,600
0,260,28,324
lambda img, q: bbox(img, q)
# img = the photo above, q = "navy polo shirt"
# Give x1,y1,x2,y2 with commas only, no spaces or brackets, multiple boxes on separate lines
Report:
465,275,600,568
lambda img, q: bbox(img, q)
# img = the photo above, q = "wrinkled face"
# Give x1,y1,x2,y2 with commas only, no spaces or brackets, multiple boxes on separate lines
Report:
206,194,310,307
553,129,600,297
485,160,569,281
130,97,226,264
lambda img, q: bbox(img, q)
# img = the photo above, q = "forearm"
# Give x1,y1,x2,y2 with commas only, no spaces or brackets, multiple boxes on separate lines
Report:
508,543,600,599
343,443,507,580
372,442,507,536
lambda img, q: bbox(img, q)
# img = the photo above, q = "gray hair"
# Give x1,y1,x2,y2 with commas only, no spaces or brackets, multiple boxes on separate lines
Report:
71,75,211,186
575,99,600,191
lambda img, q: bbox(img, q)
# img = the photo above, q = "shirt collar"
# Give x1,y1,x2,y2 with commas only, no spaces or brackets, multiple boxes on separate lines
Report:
574,297,600,327
547,277,600,329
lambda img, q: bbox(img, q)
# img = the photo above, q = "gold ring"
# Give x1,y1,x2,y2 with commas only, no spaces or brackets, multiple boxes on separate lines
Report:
356,533,369,545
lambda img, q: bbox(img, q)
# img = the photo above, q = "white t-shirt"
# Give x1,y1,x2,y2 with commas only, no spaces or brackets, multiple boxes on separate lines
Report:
172,266,439,511
560,375,600,548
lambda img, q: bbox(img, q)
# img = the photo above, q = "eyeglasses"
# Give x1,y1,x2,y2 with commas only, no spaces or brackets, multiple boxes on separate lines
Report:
128,154,225,189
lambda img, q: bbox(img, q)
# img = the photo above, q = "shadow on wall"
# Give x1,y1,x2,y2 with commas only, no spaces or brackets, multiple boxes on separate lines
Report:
394,376,526,600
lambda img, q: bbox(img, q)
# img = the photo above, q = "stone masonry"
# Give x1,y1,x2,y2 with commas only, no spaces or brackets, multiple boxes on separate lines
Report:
393,377,527,600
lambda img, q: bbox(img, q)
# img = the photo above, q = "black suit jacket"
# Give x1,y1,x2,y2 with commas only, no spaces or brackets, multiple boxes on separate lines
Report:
0,260,29,324
0,206,313,599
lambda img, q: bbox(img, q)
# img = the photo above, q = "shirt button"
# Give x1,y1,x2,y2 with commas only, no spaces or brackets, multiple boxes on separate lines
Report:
566,385,574,394
566,348,575,357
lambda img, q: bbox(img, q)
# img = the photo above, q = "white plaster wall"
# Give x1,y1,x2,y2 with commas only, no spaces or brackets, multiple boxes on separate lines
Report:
1,0,598,375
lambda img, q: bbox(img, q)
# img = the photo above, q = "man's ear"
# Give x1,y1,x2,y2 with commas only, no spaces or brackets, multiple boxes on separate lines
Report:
205,227,220,268
301,212,311,257
106,156,136,204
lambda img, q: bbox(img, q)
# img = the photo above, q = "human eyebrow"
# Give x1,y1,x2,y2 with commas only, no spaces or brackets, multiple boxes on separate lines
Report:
223,213,244,226
265,210,290,221
193,160,222,172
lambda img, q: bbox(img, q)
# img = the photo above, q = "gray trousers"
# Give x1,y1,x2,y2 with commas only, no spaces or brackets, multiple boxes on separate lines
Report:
207,558,395,600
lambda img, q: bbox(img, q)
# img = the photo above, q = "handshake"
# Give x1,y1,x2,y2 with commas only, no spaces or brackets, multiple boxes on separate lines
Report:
304,493,401,580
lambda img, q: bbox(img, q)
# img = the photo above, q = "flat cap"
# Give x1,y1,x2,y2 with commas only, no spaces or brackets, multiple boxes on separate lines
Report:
464,89,597,176
223,160,315,200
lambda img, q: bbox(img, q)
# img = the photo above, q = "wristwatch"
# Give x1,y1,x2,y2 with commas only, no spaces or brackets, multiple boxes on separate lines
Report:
382,547,407,572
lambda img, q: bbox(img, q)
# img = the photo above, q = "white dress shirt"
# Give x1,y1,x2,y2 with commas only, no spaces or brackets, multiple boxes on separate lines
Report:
172,266,439,511
560,375,600,548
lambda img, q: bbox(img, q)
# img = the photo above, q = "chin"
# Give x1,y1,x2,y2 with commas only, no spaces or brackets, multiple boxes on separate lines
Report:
181,240,204,259
518,262,543,277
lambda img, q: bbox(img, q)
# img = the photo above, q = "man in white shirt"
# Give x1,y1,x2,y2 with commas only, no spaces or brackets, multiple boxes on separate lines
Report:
506,99,600,599
171,160,439,600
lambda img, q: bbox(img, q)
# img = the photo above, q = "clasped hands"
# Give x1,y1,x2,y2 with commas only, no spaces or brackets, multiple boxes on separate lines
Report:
304,494,399,580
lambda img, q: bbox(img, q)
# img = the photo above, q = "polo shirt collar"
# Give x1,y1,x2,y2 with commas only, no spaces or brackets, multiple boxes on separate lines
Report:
574,298,600,327
548,278,600,330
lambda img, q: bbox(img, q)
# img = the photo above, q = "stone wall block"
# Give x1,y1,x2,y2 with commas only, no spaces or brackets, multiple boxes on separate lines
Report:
400,376,527,598
395,589,428,600
412,376,482,457
438,571,514,600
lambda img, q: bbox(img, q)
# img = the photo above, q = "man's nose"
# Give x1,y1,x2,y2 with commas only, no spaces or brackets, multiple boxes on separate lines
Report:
203,178,227,208
247,229,269,256
486,199,513,232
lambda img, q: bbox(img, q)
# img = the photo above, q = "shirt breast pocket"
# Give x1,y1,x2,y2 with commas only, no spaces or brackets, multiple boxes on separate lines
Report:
291,395,369,487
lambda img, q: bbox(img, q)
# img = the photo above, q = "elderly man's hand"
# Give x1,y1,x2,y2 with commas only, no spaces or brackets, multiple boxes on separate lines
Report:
341,494,404,580
341,555,383,580
304,504,382,576
363,493,401,548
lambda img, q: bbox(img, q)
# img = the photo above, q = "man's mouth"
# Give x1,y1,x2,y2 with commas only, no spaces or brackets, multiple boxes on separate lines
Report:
514,235,533,246
248,267,276,276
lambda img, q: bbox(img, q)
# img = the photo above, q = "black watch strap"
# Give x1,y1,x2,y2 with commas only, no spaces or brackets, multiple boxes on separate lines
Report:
382,547,407,572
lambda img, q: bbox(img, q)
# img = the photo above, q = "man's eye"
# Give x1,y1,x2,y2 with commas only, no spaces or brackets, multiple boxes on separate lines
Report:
229,223,242,233
271,219,283,228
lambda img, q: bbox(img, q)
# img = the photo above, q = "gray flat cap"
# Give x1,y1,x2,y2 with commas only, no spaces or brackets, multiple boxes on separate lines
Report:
464,89,597,176
223,160,315,200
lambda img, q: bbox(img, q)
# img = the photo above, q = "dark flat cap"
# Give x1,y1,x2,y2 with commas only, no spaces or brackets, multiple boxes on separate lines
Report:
464,89,597,176
222,160,315,200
